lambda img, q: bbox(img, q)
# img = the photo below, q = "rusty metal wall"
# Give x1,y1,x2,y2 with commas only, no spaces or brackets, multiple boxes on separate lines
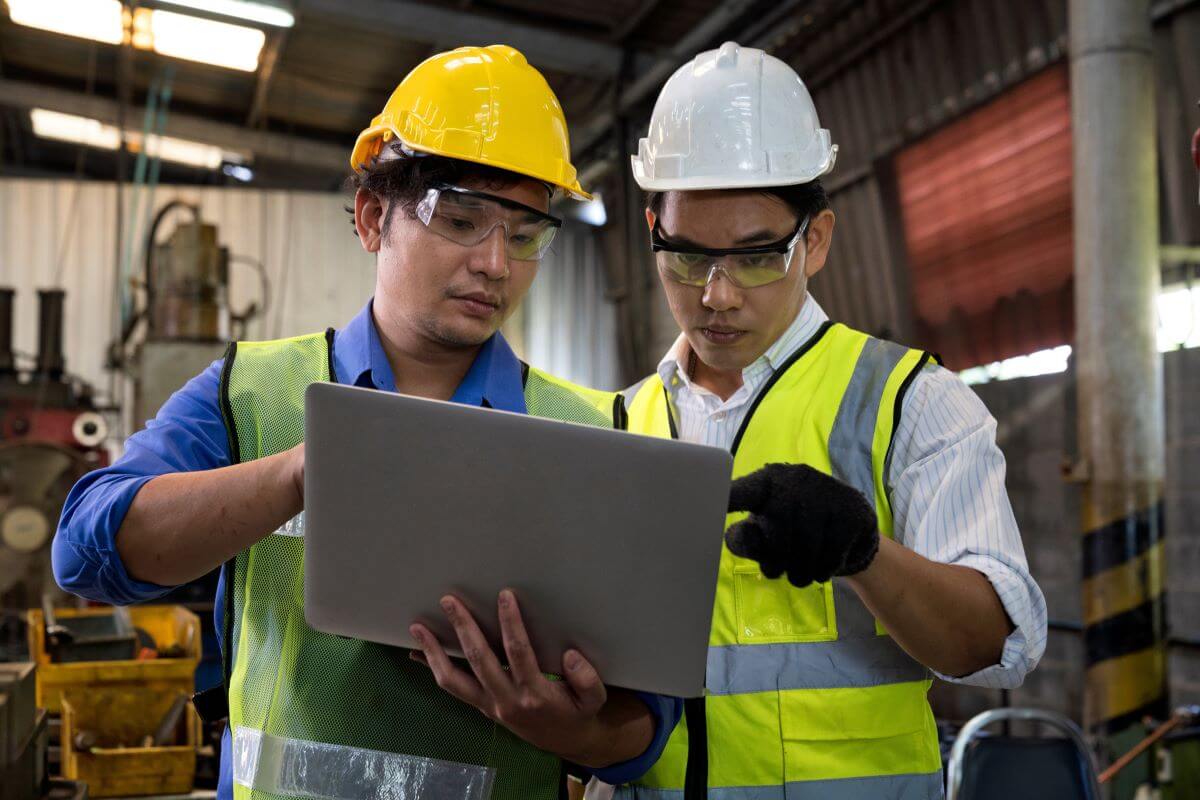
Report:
786,0,1199,350
895,65,1075,368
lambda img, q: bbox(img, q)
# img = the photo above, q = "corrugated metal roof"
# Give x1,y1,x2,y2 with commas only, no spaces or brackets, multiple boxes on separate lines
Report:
791,0,1072,348
896,65,1073,369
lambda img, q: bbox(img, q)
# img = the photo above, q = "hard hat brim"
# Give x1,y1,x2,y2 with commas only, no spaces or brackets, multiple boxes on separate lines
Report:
352,126,593,201
630,147,837,192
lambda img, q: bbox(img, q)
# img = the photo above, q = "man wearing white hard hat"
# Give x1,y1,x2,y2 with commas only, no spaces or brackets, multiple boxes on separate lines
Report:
614,42,1048,799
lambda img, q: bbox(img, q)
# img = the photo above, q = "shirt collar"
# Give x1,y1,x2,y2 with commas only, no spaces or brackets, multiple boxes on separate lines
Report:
656,293,830,387
332,299,527,414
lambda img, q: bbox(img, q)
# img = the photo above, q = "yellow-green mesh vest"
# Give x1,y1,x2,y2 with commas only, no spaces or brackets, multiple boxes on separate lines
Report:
619,322,943,800
218,330,623,800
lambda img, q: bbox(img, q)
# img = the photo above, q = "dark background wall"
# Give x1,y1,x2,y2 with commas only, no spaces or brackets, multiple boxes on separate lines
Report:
929,346,1200,722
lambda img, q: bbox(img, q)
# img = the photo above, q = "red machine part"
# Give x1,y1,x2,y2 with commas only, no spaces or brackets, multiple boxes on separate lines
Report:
0,401,109,463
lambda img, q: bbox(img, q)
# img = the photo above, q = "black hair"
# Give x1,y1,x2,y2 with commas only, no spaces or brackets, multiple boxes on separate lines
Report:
344,145,540,233
645,179,830,232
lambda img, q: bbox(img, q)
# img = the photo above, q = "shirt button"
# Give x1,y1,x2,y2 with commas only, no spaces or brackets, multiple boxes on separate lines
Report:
713,412,726,421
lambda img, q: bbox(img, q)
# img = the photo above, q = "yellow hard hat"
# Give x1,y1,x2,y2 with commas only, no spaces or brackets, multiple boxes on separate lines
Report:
350,45,591,200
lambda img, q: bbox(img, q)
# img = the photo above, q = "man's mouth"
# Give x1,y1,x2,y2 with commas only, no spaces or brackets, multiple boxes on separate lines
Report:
700,325,747,344
452,292,501,317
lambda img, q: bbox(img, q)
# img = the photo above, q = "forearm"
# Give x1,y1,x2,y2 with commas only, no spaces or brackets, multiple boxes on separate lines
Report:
117,447,303,586
571,689,654,768
846,537,1012,677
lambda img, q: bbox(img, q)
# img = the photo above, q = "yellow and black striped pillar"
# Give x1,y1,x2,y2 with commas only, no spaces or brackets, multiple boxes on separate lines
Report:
1081,485,1168,734
1069,0,1167,745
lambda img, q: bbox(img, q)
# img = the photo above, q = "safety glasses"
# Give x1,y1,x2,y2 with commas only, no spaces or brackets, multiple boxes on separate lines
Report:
651,215,810,288
415,184,562,261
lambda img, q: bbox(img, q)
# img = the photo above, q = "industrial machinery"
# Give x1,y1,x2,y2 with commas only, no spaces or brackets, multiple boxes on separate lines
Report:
0,289,108,618
111,200,263,429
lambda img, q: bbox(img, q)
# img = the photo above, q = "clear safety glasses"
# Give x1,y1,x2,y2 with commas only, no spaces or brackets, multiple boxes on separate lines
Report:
651,215,810,289
415,184,562,262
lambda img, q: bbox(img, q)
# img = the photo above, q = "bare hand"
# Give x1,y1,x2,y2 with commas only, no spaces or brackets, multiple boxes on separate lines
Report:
409,590,611,765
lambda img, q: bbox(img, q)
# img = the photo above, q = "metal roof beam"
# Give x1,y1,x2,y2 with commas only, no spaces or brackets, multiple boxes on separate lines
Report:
0,78,347,172
569,0,763,161
296,0,653,78
247,29,288,129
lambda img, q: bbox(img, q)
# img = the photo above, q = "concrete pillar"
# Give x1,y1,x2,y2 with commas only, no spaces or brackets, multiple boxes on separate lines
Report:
1070,0,1167,747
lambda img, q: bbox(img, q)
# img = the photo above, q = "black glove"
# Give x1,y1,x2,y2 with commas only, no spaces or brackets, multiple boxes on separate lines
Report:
724,463,880,588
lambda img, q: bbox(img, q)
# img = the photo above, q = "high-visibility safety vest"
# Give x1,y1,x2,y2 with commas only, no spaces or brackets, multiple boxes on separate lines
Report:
217,330,626,800
619,322,943,800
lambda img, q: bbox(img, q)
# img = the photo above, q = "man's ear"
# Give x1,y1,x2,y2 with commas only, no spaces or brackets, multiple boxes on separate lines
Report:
645,207,656,232
802,209,836,278
355,189,385,253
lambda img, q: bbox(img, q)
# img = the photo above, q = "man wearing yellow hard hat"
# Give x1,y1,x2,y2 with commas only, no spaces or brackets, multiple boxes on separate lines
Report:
53,45,680,800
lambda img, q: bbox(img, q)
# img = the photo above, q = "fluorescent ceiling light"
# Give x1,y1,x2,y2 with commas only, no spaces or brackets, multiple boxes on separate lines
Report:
6,1,267,71
222,163,255,182
155,0,294,28
139,8,266,71
30,109,123,150
143,133,227,169
30,109,246,169
4,0,124,44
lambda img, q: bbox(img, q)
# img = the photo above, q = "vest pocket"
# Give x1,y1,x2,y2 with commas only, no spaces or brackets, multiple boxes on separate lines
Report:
778,683,938,785
732,565,836,644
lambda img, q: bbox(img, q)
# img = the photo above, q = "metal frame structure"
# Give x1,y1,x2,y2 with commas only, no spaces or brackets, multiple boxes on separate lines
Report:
945,707,1103,800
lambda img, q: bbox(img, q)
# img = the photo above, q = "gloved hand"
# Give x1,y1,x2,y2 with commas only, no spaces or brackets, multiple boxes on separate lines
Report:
724,463,880,588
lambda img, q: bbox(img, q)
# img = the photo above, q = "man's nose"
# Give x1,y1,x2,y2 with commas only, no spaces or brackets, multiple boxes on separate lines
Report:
702,266,743,312
471,225,509,280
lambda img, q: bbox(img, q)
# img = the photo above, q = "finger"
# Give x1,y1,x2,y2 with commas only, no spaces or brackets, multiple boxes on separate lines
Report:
724,517,768,560
727,469,773,513
784,564,818,588
409,623,486,707
561,649,607,716
726,519,787,579
440,596,515,703
498,590,542,687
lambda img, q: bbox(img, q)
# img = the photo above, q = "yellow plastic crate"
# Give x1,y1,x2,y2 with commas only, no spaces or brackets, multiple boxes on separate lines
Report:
60,691,200,798
25,606,200,713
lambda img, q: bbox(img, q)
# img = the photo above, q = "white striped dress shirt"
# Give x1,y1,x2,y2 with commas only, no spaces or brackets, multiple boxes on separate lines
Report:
656,295,1047,688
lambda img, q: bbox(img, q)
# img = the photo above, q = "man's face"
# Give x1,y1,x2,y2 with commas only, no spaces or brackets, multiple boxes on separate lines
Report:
650,189,835,373
357,176,550,348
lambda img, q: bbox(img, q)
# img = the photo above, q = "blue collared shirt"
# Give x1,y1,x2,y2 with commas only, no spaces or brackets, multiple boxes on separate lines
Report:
53,300,679,793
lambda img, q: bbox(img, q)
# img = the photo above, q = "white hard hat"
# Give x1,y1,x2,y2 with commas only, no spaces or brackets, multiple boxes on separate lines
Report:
631,42,837,191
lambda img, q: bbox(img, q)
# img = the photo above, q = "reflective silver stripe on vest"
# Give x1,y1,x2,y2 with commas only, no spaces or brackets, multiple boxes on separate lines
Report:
613,770,943,799
706,636,929,695
621,376,652,408
271,512,305,538
232,726,495,800
828,337,910,640
828,336,907,512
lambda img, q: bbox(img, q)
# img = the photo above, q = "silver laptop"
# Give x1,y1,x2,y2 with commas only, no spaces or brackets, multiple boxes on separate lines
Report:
302,381,731,697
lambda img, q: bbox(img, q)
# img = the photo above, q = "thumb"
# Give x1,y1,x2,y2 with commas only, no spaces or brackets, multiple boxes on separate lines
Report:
562,649,607,716
727,468,775,513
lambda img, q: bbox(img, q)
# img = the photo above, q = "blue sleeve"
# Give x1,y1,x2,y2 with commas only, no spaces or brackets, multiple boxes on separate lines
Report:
52,358,232,605
588,691,683,784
